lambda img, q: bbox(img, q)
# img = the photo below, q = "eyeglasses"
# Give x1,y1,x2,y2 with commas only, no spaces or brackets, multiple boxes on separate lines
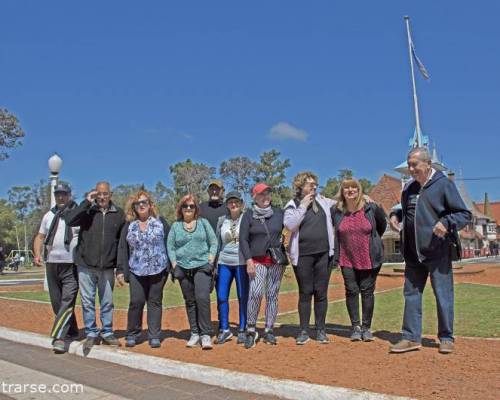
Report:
182,204,196,210
96,192,110,198
133,200,150,208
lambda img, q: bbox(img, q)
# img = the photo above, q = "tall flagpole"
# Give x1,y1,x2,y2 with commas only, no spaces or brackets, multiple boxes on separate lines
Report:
404,15,422,147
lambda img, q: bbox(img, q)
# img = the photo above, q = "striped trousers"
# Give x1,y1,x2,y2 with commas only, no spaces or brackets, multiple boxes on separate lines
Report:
247,263,285,330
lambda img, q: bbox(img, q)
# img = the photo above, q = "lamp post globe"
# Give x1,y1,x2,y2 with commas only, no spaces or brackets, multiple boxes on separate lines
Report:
48,153,63,175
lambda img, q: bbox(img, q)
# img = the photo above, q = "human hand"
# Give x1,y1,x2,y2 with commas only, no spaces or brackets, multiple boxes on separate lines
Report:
433,221,448,238
300,193,315,209
246,259,256,278
34,256,43,267
116,273,126,287
86,190,98,203
389,215,401,232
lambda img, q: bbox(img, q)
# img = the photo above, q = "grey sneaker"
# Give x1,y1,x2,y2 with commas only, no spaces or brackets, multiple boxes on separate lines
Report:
362,329,375,342
316,329,330,344
439,340,454,354
216,330,233,345
52,339,66,354
296,330,310,345
149,339,161,348
350,326,362,341
82,336,99,356
237,330,246,344
263,330,277,345
186,333,200,348
389,339,422,353
201,335,213,350
244,331,259,349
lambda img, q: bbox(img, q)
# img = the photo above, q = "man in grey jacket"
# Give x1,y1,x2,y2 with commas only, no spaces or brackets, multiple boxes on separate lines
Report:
389,147,471,354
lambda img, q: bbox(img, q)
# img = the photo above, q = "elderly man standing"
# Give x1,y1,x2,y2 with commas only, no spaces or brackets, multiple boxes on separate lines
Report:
199,179,226,232
389,147,471,354
66,182,125,351
33,183,80,353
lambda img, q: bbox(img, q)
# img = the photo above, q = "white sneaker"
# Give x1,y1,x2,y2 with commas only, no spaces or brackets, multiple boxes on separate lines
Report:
201,335,213,350
186,333,200,348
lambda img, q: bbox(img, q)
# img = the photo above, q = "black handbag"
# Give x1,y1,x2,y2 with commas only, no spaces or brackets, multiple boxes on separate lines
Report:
449,225,462,261
261,219,289,266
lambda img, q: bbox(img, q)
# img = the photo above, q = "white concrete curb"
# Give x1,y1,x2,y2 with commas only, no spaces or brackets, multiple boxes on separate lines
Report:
0,326,412,400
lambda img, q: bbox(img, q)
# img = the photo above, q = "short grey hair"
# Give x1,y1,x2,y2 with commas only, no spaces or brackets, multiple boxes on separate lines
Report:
407,146,431,162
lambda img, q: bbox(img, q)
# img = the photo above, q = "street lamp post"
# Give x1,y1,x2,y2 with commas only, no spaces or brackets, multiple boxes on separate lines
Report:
44,154,63,291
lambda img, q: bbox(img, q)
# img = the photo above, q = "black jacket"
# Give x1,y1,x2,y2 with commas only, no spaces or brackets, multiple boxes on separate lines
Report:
116,217,171,282
65,200,125,269
390,170,472,263
331,203,387,269
239,207,284,261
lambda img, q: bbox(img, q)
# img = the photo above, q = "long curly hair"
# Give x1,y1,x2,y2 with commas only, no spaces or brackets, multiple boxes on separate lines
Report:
125,190,159,222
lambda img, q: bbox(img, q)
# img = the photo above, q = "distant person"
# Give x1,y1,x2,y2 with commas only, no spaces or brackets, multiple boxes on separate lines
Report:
284,172,336,345
389,147,471,354
33,183,80,353
66,182,125,352
331,178,387,342
0,246,5,275
240,183,286,349
167,194,218,350
214,191,248,345
199,179,226,232
117,191,170,348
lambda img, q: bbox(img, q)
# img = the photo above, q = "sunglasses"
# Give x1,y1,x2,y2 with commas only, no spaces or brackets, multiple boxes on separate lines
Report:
133,200,150,208
182,204,196,210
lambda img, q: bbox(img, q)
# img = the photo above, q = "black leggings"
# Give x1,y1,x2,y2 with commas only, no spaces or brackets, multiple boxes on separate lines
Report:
341,267,380,329
293,251,332,330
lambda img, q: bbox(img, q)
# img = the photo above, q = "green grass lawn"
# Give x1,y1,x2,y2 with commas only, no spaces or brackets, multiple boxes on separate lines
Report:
0,273,45,281
277,283,500,338
0,267,341,309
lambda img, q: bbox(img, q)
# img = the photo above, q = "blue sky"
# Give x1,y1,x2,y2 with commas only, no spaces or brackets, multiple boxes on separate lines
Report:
1,1,499,202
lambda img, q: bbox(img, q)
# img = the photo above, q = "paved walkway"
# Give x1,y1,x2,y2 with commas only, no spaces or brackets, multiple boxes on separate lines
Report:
0,338,279,400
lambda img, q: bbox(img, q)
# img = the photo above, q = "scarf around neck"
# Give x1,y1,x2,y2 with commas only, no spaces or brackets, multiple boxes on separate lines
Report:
44,201,77,248
252,204,274,220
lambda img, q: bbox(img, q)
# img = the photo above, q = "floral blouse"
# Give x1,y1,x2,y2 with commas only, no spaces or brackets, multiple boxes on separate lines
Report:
127,217,168,276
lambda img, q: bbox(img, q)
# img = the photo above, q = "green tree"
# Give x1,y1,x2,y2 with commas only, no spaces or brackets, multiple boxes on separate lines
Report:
253,149,291,207
169,159,216,201
153,181,176,223
321,177,340,199
0,200,18,252
111,184,144,210
321,169,373,198
0,108,25,160
219,156,257,195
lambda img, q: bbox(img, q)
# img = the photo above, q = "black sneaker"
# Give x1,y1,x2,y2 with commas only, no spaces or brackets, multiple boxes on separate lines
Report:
149,339,161,348
236,330,246,344
296,330,310,345
316,329,330,344
350,326,362,341
101,334,120,347
82,336,99,356
216,330,233,345
125,338,136,348
244,331,259,349
263,330,277,345
52,339,66,354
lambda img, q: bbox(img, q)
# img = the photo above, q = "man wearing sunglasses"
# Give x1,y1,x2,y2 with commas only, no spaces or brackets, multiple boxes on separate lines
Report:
66,181,125,353
199,179,227,232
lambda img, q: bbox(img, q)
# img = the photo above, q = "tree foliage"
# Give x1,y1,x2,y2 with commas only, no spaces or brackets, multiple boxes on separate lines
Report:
0,108,25,160
254,150,291,207
219,156,257,194
169,159,216,201
321,169,373,199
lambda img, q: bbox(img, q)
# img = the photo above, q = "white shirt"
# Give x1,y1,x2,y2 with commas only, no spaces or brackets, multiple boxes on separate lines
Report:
39,211,79,263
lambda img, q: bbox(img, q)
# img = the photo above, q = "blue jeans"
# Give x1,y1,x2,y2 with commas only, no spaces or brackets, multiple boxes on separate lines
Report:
401,257,454,343
77,265,115,338
216,264,249,331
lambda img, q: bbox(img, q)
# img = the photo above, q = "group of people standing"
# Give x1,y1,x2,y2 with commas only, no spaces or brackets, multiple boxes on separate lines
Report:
33,146,472,356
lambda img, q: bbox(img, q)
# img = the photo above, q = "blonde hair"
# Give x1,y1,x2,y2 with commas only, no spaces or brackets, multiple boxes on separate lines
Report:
125,190,159,222
336,178,365,213
292,171,318,198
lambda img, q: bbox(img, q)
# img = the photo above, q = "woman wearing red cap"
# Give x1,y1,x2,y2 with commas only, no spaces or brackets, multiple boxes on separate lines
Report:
239,183,286,348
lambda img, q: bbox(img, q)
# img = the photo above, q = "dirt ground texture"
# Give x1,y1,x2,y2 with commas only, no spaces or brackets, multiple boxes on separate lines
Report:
1,264,499,400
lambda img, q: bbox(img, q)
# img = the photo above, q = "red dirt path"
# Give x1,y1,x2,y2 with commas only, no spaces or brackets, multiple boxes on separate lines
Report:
1,264,500,400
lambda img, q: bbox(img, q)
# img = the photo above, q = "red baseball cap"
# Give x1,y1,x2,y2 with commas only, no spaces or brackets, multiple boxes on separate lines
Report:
252,183,272,197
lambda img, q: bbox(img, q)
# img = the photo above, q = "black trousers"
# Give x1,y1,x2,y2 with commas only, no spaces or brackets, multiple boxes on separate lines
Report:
46,263,79,339
293,251,332,330
175,265,213,336
340,267,380,329
127,270,168,340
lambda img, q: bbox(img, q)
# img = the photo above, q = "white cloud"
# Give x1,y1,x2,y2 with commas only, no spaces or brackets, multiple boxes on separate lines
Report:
269,122,309,141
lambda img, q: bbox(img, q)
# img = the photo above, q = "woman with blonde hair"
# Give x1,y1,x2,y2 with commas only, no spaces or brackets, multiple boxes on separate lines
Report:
331,178,386,342
117,190,170,348
284,172,336,345
167,194,218,350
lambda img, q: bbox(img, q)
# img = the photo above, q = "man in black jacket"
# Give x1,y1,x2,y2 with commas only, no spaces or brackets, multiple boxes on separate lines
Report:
389,147,471,354
66,181,125,351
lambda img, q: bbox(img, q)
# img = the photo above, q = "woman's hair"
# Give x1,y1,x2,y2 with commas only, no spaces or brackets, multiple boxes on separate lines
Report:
292,171,318,199
336,178,365,213
175,194,200,221
125,190,159,222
